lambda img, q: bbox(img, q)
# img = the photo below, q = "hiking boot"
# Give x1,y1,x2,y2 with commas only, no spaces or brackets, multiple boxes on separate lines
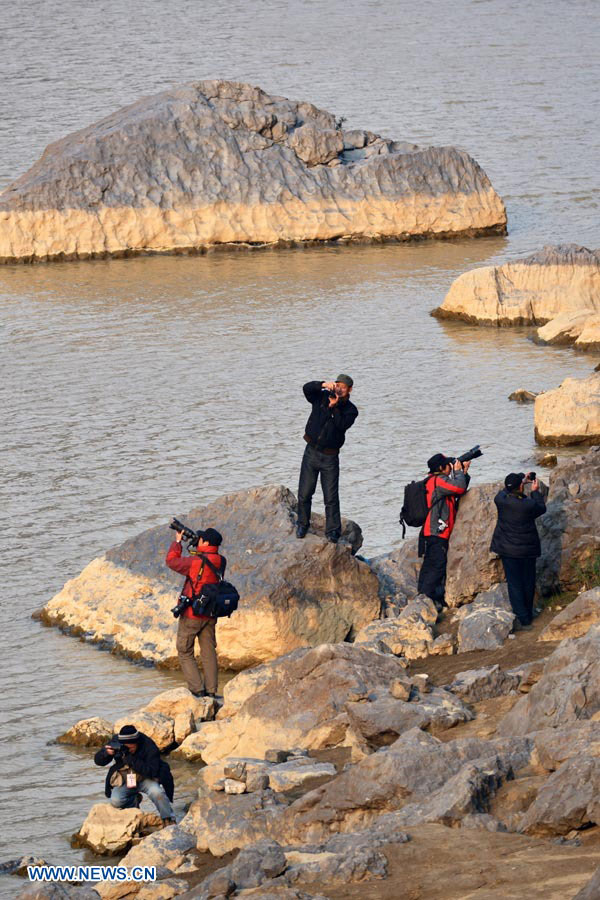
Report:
326,531,340,544
190,689,207,698
296,525,308,539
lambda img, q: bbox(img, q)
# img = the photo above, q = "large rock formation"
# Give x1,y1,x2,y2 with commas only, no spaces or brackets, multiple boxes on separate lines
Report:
41,485,379,669
432,244,600,351
174,643,414,763
534,372,600,446
0,81,506,264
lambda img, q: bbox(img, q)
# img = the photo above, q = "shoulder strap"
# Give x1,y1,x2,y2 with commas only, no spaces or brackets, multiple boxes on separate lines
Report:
197,552,223,581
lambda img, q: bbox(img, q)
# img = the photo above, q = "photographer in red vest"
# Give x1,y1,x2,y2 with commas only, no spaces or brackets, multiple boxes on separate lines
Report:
166,527,225,698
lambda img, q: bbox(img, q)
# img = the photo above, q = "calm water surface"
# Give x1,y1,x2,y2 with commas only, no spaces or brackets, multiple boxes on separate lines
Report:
1,0,600,891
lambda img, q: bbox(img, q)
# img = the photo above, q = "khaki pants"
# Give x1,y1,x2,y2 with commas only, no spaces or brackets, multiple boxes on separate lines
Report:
176,616,218,694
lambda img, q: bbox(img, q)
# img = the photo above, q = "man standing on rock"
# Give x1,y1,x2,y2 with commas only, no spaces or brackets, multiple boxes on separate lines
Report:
166,527,225,698
94,725,175,826
296,376,358,543
490,472,546,628
417,453,471,610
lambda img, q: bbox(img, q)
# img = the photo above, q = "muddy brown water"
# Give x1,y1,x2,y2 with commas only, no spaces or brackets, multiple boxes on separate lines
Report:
2,1,600,893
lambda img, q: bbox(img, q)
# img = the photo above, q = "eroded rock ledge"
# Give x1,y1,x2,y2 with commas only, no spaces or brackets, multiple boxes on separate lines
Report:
432,244,600,351
0,80,506,263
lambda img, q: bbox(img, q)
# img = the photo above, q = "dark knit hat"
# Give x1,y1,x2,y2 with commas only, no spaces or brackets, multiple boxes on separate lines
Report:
427,453,452,473
335,374,353,388
505,472,525,492
117,725,140,742
199,527,223,547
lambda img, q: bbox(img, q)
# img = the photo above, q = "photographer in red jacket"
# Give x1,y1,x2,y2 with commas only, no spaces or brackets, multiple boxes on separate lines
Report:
417,453,471,610
166,527,225,698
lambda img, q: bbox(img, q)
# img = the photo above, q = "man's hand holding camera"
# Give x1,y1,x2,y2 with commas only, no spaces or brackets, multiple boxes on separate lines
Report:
323,381,340,408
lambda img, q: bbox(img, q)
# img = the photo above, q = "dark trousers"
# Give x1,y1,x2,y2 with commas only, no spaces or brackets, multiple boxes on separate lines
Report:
297,444,341,535
417,535,448,606
501,556,537,626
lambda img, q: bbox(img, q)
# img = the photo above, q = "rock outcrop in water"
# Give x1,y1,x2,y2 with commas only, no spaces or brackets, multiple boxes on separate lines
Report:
432,245,600,351
0,80,506,263
534,372,600,446
41,485,379,670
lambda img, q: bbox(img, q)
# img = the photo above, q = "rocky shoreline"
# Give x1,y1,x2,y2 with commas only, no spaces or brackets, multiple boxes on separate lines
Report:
12,447,600,899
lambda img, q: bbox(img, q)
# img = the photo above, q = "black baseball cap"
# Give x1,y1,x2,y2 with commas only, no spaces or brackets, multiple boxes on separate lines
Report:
505,472,525,492
198,527,223,547
427,453,452,472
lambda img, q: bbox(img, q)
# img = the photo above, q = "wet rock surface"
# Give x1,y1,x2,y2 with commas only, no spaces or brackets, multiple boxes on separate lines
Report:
42,485,379,669
0,81,506,263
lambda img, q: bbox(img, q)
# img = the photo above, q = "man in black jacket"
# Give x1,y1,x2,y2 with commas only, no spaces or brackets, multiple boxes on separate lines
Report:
297,376,358,543
94,725,175,825
490,472,547,627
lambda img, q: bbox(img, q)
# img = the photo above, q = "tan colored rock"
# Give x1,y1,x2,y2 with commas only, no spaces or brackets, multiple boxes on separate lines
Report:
575,314,600,350
433,246,600,349
173,711,195,745
136,881,189,900
143,687,215,721
57,717,113,747
539,588,600,642
0,81,505,265
534,373,600,446
41,485,379,670
179,643,409,764
73,804,144,855
114,711,174,752
354,596,438,660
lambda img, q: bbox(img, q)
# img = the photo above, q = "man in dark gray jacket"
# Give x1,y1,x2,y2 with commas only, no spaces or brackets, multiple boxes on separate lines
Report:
490,472,546,627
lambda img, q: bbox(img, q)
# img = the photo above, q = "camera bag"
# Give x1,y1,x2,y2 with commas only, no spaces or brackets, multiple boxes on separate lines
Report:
191,553,240,618
399,475,439,538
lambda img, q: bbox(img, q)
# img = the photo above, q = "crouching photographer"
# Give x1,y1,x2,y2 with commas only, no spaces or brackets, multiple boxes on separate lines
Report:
166,520,226,699
94,725,175,826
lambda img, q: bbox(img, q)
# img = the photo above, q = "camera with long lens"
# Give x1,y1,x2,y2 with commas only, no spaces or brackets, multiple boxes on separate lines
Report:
449,445,483,465
170,517,200,547
171,594,191,619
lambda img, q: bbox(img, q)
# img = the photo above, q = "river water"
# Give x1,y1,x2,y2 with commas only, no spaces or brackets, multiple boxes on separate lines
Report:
1,0,599,891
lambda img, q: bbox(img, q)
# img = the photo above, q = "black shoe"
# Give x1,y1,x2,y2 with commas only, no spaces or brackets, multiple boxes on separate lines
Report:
161,817,176,828
135,793,143,808
296,525,308,539
191,689,207,698
326,531,340,544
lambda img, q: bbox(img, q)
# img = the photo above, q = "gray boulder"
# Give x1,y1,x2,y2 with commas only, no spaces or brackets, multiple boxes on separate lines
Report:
499,626,600,735
574,866,600,900
367,539,419,613
531,722,600,772
42,485,379,670
448,664,522,702
0,81,506,264
274,728,532,844
519,756,600,835
539,587,600,642
182,790,288,857
456,584,515,651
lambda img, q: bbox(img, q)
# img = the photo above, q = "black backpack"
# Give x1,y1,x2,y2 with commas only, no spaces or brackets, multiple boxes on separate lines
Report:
399,475,436,538
190,553,240,618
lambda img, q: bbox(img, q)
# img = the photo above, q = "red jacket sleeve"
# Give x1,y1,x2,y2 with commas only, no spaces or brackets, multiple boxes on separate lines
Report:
166,541,193,576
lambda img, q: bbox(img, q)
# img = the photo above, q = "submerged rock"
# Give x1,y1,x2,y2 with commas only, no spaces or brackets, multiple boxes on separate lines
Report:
41,485,379,669
432,245,600,352
0,81,506,264
534,373,600,446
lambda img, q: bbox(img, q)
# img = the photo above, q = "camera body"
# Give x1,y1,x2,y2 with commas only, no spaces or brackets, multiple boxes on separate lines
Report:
526,471,536,483
171,594,191,618
107,737,123,751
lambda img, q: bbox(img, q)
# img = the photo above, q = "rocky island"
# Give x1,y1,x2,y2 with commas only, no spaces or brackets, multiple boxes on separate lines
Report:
0,80,507,263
